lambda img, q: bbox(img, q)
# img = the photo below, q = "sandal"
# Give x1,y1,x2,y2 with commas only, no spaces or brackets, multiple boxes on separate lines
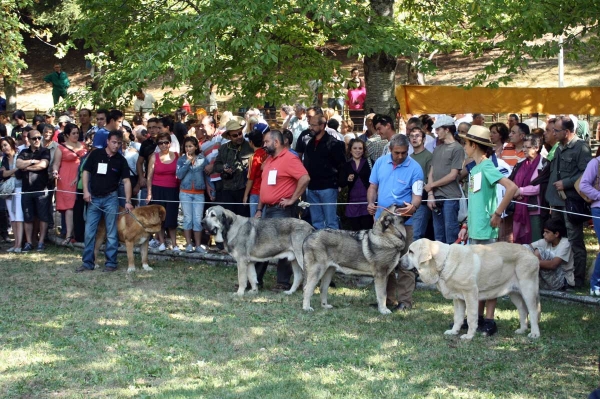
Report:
61,236,74,246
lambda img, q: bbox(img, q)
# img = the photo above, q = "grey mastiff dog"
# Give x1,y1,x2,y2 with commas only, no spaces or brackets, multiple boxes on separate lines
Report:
400,238,541,339
302,207,407,314
202,205,314,296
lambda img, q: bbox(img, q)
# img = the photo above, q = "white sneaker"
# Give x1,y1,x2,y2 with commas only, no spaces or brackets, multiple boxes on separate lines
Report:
158,243,166,252
591,288,600,296
6,247,15,252
172,245,180,252
13,247,21,253
185,244,194,253
196,245,207,254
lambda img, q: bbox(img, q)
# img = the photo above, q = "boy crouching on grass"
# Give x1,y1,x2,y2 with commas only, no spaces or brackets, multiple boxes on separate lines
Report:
457,125,518,336
524,218,575,291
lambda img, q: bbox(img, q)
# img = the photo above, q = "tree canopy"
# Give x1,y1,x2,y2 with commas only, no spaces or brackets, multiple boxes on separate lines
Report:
3,0,600,112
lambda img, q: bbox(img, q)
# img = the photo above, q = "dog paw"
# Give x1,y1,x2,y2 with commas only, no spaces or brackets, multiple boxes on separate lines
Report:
283,290,294,295
321,304,333,309
236,290,245,297
379,308,392,315
142,264,153,271
515,328,527,335
303,306,315,312
127,267,136,273
460,333,474,340
444,329,459,335
527,331,540,339
248,288,259,295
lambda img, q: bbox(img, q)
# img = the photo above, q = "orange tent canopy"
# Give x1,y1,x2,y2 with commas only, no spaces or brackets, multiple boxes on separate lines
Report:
395,85,600,115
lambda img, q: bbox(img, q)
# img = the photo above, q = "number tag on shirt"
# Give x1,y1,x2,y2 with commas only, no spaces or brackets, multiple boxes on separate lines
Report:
472,172,482,192
268,170,277,185
98,163,108,175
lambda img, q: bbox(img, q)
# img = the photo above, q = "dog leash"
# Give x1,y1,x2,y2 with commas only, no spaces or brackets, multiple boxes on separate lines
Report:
88,200,154,232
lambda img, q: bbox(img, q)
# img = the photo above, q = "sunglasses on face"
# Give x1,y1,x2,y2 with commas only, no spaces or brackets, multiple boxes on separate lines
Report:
158,141,171,145
229,133,243,138
29,136,42,141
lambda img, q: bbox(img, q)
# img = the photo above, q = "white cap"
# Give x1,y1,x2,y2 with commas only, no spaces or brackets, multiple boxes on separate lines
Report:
432,114,455,129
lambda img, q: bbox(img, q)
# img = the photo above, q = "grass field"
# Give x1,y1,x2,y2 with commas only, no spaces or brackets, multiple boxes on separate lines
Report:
0,244,598,399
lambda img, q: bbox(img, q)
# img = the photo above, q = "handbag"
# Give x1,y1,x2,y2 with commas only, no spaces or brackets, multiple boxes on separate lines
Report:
565,194,591,224
574,157,600,204
457,184,468,223
0,156,17,199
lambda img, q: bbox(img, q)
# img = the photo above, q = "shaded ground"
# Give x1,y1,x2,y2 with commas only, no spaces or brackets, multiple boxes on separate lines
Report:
3,37,600,111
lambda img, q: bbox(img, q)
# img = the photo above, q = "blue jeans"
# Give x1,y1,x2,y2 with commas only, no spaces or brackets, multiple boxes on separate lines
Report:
306,188,339,230
82,192,119,269
327,97,344,113
180,192,205,231
591,208,600,290
249,193,261,218
432,199,460,244
412,203,431,241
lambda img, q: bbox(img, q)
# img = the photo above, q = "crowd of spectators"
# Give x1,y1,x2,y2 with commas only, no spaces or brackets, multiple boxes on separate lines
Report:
2,90,600,325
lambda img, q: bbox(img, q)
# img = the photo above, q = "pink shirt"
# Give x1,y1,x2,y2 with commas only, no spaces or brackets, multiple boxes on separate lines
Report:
153,152,179,188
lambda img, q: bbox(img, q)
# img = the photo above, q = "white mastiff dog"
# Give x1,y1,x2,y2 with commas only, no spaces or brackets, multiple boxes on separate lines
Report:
400,239,541,339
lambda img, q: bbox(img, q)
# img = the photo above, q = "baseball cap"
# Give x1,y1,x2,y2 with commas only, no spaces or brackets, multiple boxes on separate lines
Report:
432,114,455,129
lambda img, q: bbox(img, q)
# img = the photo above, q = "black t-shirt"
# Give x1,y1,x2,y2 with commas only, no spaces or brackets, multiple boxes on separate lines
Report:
13,124,33,138
83,148,129,197
139,138,157,178
17,146,51,192
294,128,312,154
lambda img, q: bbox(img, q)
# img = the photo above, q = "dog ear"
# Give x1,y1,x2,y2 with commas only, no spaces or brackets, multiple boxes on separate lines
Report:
220,212,233,237
417,239,433,265
381,214,392,232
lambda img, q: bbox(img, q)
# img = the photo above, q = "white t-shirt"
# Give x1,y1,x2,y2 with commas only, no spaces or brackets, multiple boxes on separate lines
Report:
133,92,156,113
531,237,575,286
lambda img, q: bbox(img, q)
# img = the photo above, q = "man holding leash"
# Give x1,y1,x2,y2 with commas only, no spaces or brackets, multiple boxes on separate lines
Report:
76,130,134,273
255,130,310,292
367,134,424,311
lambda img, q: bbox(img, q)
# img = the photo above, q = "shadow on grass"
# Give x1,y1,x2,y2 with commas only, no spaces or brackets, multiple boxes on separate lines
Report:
0,247,598,398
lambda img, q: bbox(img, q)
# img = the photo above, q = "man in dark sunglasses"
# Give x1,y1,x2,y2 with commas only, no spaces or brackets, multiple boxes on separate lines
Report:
213,117,253,216
16,130,52,252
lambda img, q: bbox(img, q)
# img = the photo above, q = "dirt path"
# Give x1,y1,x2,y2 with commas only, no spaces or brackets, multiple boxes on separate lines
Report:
3,37,599,112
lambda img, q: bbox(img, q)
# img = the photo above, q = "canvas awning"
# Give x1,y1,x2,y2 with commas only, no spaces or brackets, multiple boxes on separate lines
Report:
395,85,600,115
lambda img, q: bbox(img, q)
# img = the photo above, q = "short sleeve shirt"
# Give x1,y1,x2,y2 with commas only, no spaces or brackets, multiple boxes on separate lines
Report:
17,146,51,192
139,138,158,178
260,149,308,205
369,154,424,223
430,141,464,199
530,237,575,286
467,159,504,240
83,149,129,197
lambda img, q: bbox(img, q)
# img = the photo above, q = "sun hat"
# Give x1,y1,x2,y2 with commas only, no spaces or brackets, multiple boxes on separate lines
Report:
432,114,455,129
225,116,245,132
459,125,494,147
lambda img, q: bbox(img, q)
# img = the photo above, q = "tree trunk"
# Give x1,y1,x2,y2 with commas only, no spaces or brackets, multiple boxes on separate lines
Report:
363,0,397,118
3,78,17,112
364,52,397,117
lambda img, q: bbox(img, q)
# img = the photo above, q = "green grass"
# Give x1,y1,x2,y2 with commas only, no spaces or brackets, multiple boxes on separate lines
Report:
0,244,598,399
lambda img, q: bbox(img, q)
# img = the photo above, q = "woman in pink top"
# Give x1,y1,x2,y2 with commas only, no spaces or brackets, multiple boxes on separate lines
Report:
147,132,180,251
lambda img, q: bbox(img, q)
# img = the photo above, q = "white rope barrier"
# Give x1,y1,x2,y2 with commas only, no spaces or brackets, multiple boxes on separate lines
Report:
4,187,600,220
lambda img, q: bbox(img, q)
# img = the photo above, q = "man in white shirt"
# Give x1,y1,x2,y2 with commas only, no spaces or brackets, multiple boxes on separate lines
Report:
133,89,156,115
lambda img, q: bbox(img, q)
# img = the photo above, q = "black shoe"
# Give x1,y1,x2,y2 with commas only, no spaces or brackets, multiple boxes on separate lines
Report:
22,243,33,252
391,303,411,312
270,283,292,293
75,265,94,273
102,267,117,273
449,315,485,331
478,319,498,336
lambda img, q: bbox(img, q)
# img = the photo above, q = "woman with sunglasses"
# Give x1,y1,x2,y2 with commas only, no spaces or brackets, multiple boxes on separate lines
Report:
1,137,24,252
52,123,87,245
146,132,180,251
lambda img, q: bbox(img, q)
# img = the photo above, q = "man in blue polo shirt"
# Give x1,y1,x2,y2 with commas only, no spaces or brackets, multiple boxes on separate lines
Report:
367,134,424,312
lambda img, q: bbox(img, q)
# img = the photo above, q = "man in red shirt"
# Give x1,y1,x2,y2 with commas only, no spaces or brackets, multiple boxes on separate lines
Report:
255,130,310,292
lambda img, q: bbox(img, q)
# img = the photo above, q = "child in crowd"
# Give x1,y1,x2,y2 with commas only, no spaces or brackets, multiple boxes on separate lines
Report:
457,125,518,336
525,218,575,291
